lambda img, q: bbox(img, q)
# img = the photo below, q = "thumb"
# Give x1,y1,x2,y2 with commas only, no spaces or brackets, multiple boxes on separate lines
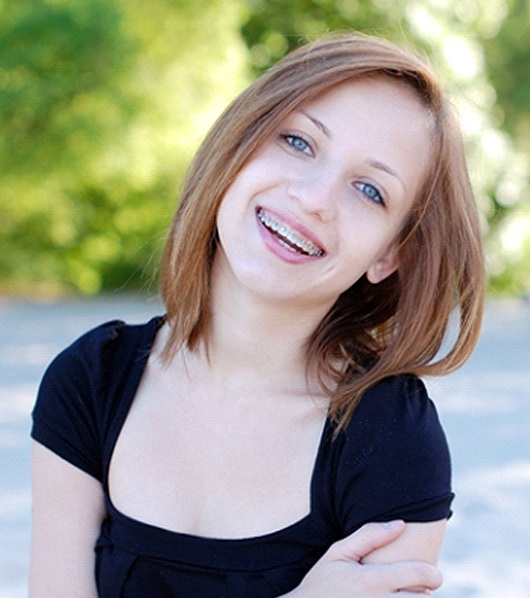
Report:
326,520,406,563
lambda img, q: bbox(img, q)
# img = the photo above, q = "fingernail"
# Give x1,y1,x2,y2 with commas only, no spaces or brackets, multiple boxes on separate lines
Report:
383,520,404,530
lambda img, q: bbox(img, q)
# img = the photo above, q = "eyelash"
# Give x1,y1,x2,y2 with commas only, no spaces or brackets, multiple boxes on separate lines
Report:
354,182,386,207
280,133,313,156
279,132,386,207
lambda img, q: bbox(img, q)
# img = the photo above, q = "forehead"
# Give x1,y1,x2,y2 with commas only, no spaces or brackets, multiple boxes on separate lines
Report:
293,76,432,157
293,76,433,206
298,74,430,122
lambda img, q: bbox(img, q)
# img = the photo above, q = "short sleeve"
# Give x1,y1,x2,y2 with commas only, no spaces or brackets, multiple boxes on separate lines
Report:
31,320,125,481
333,375,453,534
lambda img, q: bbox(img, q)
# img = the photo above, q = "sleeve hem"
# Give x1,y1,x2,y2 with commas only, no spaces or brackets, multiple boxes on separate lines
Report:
31,416,102,481
345,492,454,535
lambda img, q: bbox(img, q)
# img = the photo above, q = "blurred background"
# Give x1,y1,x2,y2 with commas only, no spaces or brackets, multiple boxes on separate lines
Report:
1,0,529,297
1,0,529,596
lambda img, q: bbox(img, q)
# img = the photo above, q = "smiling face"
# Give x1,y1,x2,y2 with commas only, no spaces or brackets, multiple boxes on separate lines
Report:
214,76,432,312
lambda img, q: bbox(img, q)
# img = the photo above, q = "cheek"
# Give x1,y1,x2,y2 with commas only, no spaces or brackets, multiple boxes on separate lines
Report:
215,200,234,252
216,185,242,228
216,206,233,247
216,190,255,253
217,172,255,217
336,223,398,280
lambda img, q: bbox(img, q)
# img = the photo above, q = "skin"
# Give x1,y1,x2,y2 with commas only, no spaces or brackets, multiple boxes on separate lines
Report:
30,77,446,596
215,76,431,311
30,445,443,597
29,443,105,598
282,521,444,597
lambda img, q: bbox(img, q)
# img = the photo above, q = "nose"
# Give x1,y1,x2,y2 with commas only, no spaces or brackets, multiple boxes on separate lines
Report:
286,170,339,222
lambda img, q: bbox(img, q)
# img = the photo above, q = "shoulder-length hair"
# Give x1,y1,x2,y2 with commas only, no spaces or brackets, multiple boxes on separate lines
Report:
160,32,485,429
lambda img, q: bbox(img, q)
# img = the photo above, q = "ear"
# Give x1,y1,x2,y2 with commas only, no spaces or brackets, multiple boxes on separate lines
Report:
366,246,400,284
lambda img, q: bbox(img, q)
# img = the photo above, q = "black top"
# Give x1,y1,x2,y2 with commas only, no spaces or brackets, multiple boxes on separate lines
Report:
32,317,453,598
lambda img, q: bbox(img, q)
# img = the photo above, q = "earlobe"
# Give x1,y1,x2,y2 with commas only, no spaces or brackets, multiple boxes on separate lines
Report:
366,249,400,284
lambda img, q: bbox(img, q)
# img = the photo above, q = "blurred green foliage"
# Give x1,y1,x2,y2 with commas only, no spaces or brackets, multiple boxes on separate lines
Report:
242,0,415,71
0,0,248,294
241,0,530,295
0,0,528,295
484,0,530,142
0,0,139,293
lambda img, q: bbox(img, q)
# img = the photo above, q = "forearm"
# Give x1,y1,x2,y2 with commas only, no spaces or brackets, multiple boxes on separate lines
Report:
275,521,444,598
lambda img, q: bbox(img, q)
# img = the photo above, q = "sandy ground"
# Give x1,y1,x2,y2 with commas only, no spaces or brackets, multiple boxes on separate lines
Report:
0,295,528,597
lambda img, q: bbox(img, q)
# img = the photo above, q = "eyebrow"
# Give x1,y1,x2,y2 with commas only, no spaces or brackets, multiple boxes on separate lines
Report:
365,159,407,193
300,110,332,138
299,110,407,193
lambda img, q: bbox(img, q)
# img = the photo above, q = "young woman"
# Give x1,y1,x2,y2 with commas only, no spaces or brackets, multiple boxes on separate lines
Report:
30,33,485,597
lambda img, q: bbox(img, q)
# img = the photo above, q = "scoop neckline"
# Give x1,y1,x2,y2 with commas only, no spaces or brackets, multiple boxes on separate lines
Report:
101,315,333,546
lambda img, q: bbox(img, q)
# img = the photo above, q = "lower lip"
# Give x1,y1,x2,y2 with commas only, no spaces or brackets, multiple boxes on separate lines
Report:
255,212,322,264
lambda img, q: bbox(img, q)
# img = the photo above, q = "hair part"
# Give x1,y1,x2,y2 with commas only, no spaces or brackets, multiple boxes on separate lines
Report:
160,32,485,429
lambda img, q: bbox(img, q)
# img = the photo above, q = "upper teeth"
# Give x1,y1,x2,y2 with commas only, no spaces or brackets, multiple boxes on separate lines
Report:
257,209,323,257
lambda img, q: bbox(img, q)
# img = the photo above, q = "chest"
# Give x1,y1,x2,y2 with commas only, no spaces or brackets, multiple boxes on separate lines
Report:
108,372,328,539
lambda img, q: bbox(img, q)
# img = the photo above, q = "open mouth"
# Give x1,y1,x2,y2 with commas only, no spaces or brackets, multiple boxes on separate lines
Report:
256,208,324,257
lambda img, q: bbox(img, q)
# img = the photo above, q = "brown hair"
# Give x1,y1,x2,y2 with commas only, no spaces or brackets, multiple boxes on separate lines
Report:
160,32,485,429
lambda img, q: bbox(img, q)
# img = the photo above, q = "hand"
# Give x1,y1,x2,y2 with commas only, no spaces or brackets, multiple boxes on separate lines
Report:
282,521,443,597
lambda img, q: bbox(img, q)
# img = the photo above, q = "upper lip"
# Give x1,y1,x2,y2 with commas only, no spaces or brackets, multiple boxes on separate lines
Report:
256,206,326,255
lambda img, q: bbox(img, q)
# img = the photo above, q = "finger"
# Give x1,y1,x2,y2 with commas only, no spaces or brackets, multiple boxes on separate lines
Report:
326,520,406,562
385,560,443,592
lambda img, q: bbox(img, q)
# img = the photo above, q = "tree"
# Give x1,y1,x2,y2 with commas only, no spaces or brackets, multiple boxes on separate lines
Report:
0,0,248,294
481,0,530,293
240,0,529,294
0,0,137,292
1,0,528,295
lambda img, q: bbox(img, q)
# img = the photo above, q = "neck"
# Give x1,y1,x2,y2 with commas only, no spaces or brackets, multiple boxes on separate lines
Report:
196,258,334,396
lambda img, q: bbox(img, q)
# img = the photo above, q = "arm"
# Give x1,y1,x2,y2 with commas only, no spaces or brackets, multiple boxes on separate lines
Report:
361,519,446,593
362,519,446,565
29,442,106,598
282,520,444,597
294,376,451,595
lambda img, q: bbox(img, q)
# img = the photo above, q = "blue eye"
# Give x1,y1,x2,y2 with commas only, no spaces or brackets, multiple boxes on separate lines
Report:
281,134,312,155
356,182,385,206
